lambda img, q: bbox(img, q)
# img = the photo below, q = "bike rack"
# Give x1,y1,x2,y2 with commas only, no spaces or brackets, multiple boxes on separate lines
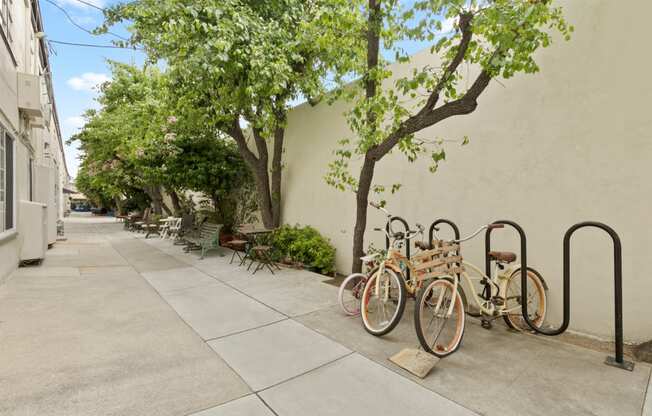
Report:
428,219,460,244
485,220,634,371
386,216,411,279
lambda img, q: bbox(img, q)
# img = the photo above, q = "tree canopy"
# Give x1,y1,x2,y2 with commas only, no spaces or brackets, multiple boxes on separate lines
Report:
71,62,249,218
322,0,572,272
101,0,363,227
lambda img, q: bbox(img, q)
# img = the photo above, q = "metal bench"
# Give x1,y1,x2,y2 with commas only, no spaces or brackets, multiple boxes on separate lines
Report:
183,222,223,259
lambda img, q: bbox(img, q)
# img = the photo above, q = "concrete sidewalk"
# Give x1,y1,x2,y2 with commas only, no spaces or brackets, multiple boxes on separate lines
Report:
1,215,650,415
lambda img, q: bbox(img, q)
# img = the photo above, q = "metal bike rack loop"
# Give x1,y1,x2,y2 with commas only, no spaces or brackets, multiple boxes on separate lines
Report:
485,220,634,371
386,216,411,279
430,219,462,278
429,219,460,244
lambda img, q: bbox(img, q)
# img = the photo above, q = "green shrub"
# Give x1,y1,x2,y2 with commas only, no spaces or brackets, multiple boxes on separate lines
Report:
270,224,336,275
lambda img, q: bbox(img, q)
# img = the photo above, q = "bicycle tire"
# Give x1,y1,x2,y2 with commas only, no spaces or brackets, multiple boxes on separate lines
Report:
360,268,407,336
338,273,368,316
503,267,547,331
414,277,466,357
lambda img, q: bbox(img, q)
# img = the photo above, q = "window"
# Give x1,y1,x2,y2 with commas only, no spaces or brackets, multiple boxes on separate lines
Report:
0,0,13,44
0,126,14,232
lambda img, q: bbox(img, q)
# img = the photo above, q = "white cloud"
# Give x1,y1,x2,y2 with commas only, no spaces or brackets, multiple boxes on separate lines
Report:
67,72,110,92
55,0,105,9
71,15,97,25
65,116,86,130
439,17,456,34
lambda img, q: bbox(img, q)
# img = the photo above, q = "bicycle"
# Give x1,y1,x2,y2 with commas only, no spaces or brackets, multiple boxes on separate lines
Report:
359,202,435,336
338,253,381,316
414,225,547,357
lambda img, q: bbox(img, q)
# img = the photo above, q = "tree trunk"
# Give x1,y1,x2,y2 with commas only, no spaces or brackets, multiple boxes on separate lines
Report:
270,125,284,227
169,189,182,214
352,157,376,273
146,186,172,216
351,0,382,273
114,196,124,216
227,120,281,229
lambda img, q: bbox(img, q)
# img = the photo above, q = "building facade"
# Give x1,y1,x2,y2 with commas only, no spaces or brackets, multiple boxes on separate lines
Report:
280,0,651,343
0,0,68,283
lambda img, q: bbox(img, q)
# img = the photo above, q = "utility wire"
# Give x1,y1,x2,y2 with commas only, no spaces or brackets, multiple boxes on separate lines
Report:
67,0,105,12
44,0,129,41
48,39,142,50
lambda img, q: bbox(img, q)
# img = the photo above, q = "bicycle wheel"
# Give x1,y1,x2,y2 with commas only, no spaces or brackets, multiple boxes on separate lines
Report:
414,278,465,358
503,267,547,331
338,273,367,316
360,268,406,336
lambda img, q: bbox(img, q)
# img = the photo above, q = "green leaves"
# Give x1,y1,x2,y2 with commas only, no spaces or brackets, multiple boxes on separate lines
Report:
326,0,572,198
72,62,250,209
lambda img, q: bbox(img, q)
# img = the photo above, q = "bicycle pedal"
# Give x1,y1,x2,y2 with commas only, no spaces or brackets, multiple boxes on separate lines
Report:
481,319,493,330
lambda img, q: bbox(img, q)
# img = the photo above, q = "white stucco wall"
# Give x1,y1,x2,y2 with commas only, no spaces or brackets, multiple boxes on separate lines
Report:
280,0,652,343
0,1,67,284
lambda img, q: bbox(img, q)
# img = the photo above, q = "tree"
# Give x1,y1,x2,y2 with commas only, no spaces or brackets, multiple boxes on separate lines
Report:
101,0,361,228
325,0,572,272
71,62,249,217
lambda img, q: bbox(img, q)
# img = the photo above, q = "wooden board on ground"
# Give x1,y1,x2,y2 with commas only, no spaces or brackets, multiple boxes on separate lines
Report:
389,348,440,379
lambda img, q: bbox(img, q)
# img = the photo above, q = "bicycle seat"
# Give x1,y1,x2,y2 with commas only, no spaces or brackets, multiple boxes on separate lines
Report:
488,251,517,263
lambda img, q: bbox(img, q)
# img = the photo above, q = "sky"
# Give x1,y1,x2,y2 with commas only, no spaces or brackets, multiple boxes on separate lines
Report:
39,0,453,180
40,0,145,179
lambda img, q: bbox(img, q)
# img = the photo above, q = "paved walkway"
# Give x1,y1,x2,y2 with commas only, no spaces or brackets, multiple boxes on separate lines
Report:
1,215,650,415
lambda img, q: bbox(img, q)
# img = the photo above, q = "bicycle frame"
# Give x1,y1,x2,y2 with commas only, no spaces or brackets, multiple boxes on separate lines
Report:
456,260,521,317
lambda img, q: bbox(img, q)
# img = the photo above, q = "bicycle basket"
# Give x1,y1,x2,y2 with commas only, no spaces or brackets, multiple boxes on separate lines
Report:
411,240,464,280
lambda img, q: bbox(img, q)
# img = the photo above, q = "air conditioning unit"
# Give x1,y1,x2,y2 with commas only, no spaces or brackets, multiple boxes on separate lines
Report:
19,201,48,262
17,73,44,118
34,165,58,246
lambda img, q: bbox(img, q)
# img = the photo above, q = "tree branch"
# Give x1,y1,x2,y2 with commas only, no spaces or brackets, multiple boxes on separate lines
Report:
226,118,259,166
418,11,474,115
369,69,492,160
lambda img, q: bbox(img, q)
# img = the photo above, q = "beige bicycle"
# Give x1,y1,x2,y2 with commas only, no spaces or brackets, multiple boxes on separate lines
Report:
360,202,458,336
414,225,547,357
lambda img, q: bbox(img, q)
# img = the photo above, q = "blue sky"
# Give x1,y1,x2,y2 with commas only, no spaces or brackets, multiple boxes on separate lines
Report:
40,0,452,179
40,0,145,178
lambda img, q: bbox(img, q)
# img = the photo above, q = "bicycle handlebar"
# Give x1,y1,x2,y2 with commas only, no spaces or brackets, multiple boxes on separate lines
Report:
433,223,502,243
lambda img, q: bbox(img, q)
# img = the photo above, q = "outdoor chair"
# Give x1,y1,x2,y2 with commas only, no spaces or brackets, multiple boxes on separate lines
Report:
183,222,224,259
143,214,162,239
224,224,255,266
133,208,151,233
158,216,177,239
249,244,281,275
163,217,182,239
174,213,197,245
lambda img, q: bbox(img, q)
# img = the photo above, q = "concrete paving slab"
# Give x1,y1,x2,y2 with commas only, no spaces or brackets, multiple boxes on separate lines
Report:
0,254,251,416
128,254,187,273
297,304,652,416
246,280,339,317
193,257,254,281
209,319,351,390
10,266,80,278
223,269,338,316
259,353,477,416
41,245,128,268
141,267,220,294
499,338,652,416
46,247,80,256
163,283,286,340
189,394,275,416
